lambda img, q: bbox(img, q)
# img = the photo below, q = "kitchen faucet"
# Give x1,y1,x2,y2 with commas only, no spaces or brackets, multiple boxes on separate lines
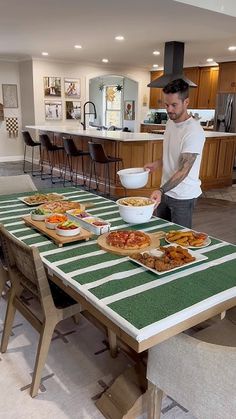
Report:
81,101,97,130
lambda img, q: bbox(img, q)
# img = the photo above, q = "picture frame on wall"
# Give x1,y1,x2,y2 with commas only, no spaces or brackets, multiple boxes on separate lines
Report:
66,101,81,120
2,84,18,108
64,78,81,98
124,100,135,120
44,77,61,97
45,101,62,120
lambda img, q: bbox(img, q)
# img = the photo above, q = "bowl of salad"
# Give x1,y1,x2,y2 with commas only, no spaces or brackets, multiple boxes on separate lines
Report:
56,220,81,236
31,208,52,221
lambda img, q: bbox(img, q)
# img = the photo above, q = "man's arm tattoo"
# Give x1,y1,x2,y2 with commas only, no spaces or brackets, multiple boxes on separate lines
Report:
161,153,198,193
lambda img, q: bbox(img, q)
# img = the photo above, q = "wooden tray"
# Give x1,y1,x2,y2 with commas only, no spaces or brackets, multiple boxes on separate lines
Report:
23,215,93,247
97,231,165,256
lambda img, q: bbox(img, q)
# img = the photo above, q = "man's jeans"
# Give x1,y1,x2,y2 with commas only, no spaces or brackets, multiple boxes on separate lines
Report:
155,194,197,228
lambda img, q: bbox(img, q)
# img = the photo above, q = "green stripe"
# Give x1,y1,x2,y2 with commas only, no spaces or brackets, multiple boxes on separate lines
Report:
108,258,236,329
58,251,122,274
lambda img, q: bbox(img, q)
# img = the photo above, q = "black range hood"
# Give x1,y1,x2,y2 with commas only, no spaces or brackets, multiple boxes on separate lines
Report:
148,41,197,88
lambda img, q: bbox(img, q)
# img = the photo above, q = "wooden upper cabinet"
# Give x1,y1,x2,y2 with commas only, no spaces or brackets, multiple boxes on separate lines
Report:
197,67,219,109
183,67,200,108
218,62,236,92
149,71,164,109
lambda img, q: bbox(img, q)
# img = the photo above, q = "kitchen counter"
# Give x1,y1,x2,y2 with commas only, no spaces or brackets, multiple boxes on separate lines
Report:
27,125,236,195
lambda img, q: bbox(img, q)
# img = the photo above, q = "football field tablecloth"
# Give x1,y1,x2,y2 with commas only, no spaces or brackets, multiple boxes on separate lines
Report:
1,187,236,347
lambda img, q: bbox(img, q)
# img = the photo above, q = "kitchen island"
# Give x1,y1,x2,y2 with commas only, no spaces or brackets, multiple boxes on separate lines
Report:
27,125,236,196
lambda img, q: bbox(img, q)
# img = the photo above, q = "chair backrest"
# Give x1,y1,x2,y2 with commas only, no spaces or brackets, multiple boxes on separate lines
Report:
39,133,54,151
88,142,108,164
0,224,54,314
63,137,79,156
147,320,236,419
0,175,37,195
22,130,36,147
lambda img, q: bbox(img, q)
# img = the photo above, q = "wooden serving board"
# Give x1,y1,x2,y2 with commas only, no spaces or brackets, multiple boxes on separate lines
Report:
97,231,165,256
23,215,93,247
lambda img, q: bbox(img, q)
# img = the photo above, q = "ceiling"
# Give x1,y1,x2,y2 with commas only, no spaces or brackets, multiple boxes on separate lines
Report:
1,0,236,70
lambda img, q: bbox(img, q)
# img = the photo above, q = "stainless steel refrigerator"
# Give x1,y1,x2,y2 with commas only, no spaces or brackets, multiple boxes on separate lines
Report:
214,93,236,132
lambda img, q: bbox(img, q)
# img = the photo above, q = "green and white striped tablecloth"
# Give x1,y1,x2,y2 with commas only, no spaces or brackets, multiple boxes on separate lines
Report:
1,187,236,346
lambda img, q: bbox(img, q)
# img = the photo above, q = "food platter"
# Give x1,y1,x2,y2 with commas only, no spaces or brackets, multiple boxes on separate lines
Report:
38,201,85,214
18,193,65,206
22,215,92,247
129,245,208,275
97,231,165,256
165,230,211,249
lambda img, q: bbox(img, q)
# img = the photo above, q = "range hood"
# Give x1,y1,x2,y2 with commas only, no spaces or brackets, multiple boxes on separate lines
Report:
148,41,197,88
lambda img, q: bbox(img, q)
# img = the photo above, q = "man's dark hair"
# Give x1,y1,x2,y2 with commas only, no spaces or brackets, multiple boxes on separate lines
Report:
163,79,189,101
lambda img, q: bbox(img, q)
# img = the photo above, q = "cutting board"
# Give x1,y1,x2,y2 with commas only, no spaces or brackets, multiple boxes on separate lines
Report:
23,215,93,247
97,231,165,256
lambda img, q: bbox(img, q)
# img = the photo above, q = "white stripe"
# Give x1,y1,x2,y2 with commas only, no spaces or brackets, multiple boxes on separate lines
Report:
0,203,24,209
53,249,106,266
0,207,32,214
88,204,116,212
136,287,236,342
0,213,30,221
40,238,98,256
10,227,29,234
0,199,20,204
85,267,144,289
70,258,126,277
194,241,228,254
4,221,24,227
101,252,236,305
15,232,41,240
110,223,129,230
90,209,119,217
29,241,50,247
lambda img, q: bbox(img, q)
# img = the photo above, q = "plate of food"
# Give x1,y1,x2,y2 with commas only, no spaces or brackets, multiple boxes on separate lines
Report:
165,230,211,248
19,193,65,206
45,213,68,230
129,244,208,275
56,220,81,237
97,229,161,255
30,207,53,221
39,200,83,214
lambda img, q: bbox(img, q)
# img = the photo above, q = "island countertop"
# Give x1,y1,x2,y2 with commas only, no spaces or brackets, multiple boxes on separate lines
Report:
26,125,236,141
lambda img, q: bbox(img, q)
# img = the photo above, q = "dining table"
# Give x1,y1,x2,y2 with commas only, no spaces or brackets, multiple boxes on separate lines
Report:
1,186,236,353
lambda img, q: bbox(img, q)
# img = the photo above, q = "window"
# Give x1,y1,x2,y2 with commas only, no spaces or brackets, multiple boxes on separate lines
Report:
103,85,122,127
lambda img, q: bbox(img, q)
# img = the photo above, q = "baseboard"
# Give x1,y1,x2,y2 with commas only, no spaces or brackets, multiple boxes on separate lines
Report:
0,156,40,164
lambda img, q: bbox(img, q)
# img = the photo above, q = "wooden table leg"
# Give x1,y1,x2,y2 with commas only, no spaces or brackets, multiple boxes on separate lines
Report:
147,381,163,419
108,329,118,358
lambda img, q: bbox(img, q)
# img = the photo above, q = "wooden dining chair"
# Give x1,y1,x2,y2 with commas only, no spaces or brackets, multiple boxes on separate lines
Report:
146,318,236,419
0,224,81,397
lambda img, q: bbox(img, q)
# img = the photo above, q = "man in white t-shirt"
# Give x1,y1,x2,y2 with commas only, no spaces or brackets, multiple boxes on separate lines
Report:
145,79,205,228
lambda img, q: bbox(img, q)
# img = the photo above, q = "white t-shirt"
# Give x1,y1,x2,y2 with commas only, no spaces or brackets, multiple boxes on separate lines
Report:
161,117,205,199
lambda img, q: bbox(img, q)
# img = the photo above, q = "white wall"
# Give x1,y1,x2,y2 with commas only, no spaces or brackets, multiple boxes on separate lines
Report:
0,61,24,161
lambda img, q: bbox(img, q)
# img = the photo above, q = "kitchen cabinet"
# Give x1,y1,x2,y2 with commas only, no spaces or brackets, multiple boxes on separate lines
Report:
197,67,219,109
218,62,236,93
140,124,166,133
183,67,200,108
149,71,164,109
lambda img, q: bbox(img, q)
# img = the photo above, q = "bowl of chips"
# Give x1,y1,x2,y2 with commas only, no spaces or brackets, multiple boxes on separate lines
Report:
116,196,155,224
117,167,150,189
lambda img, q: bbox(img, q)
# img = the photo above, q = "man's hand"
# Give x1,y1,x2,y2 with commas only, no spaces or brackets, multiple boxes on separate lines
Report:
144,160,161,173
150,189,162,207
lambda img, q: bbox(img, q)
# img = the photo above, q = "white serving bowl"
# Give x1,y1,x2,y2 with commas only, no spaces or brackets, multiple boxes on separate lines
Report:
116,197,155,224
117,167,150,189
56,225,81,237
31,211,47,221
45,214,68,230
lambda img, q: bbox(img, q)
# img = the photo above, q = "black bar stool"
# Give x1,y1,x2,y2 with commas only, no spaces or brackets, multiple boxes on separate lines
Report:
88,141,123,196
63,137,90,187
22,131,41,176
39,134,64,184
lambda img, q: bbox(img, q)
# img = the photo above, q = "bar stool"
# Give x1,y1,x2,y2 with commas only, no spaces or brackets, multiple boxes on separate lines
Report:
39,134,64,183
88,141,123,196
22,131,41,176
63,137,90,187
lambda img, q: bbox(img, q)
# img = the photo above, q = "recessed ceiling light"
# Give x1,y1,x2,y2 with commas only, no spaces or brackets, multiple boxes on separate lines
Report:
41,52,49,56
153,50,160,56
152,64,159,68
115,35,124,41
228,46,236,51
102,58,109,63
206,58,214,62
74,45,82,49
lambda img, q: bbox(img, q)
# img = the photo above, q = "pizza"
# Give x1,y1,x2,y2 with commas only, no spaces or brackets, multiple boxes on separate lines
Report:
106,230,151,250
39,201,82,214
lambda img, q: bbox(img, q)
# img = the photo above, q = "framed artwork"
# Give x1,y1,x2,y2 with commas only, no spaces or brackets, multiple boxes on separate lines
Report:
44,77,61,97
124,100,135,120
2,84,18,108
66,101,81,120
45,101,62,120
64,78,81,98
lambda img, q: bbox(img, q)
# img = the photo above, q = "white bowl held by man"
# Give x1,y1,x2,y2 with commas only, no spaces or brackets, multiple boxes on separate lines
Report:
117,167,150,189
116,196,155,224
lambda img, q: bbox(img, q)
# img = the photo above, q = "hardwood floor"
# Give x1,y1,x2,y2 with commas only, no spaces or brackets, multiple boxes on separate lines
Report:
1,161,236,244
